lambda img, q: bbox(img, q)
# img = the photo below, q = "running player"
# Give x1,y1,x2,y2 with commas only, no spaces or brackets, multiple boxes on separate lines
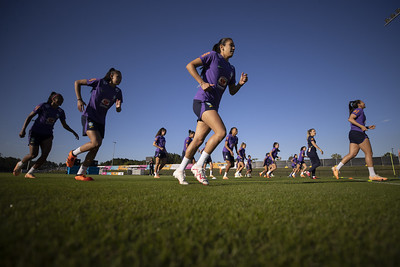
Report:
332,100,387,181
173,38,248,185
246,154,253,177
65,68,123,181
235,142,246,177
222,127,239,179
296,146,307,177
182,130,196,164
200,142,215,179
153,128,167,178
305,129,323,179
266,142,280,178
13,92,79,178
259,152,271,177
289,154,298,178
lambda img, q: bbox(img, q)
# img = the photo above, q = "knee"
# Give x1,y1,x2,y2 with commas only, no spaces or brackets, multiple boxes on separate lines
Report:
90,140,102,150
29,153,38,159
215,129,226,143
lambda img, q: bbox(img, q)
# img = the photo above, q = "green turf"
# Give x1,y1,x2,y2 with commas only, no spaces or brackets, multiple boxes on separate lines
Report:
1,170,400,266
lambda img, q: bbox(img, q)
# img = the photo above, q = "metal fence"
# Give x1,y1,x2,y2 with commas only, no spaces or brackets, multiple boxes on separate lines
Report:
253,156,400,168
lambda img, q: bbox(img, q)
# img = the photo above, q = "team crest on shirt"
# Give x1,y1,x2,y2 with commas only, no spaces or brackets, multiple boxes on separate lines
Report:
46,118,56,124
205,102,213,108
88,122,94,128
218,76,228,88
100,98,111,108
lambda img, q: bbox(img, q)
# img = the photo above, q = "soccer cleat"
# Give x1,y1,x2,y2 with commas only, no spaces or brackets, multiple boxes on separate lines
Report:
291,173,296,178
223,176,229,180
24,173,36,179
75,175,94,181
191,165,208,185
300,174,306,177
266,173,270,178
270,173,275,177
173,170,189,185
312,176,319,180
212,177,217,180
154,174,160,178
234,172,239,178
13,163,22,176
66,150,77,167
259,172,263,177
369,175,388,182
305,171,310,177
332,166,339,179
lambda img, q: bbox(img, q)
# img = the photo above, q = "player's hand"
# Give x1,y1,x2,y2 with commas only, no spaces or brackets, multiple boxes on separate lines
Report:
19,130,26,138
319,149,324,155
77,99,86,112
201,82,215,92
368,125,376,130
230,151,234,157
73,132,79,140
239,72,248,86
116,99,121,109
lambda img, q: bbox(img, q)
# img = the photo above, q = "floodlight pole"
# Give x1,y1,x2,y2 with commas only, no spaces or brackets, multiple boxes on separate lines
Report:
112,141,116,166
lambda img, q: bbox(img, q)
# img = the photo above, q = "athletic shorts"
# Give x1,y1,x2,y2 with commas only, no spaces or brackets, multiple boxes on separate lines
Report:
247,164,252,170
193,100,217,121
28,130,53,146
155,150,167,159
297,161,305,166
205,156,213,164
223,151,234,164
349,130,368,145
82,115,105,139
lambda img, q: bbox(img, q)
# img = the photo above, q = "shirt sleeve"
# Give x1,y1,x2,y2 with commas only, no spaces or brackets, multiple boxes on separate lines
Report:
87,78,100,88
32,103,44,115
200,51,215,68
59,109,66,121
351,108,361,118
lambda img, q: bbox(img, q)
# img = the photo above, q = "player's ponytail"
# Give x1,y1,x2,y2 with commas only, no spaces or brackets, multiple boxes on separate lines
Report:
348,100,361,115
103,68,121,82
212,38,233,53
156,127,167,137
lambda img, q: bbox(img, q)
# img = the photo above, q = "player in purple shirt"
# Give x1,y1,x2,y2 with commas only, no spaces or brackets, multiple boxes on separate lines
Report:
235,142,246,178
221,127,239,179
295,146,307,177
245,155,252,177
266,142,280,178
153,128,167,178
305,129,323,179
332,100,387,181
65,68,123,181
13,92,79,178
173,38,248,185
289,154,298,178
182,130,196,164
259,153,272,178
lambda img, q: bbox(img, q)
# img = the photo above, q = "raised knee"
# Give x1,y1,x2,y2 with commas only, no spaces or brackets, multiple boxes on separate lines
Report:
215,130,226,142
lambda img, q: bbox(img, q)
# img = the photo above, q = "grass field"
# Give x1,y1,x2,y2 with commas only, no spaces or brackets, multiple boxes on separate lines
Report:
1,167,400,267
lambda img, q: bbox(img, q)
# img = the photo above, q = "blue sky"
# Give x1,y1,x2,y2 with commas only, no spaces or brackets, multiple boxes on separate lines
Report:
1,0,399,164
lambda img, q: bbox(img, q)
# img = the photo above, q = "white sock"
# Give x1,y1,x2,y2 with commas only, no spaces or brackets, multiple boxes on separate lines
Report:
196,151,210,168
224,172,227,177
368,167,376,177
301,171,304,175
72,147,82,156
267,171,271,175
336,162,344,171
17,161,23,168
27,167,36,174
210,170,213,175
178,157,190,171
77,165,88,175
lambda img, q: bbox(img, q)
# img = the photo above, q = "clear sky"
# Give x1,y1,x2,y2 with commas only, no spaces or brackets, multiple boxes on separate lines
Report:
1,0,399,164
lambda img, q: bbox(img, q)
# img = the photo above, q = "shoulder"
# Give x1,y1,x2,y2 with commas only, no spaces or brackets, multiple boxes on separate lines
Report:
352,108,363,115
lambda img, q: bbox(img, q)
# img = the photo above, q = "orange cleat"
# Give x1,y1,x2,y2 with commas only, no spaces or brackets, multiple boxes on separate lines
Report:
369,175,387,182
300,174,305,177
13,163,22,176
266,173,270,178
332,166,339,179
75,175,94,181
25,173,36,179
223,176,229,180
66,151,77,167
154,175,160,178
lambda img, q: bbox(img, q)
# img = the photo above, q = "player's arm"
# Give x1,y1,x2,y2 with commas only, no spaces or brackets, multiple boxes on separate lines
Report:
60,119,79,140
186,58,214,91
153,138,163,151
311,140,323,155
116,99,122,112
75,79,88,112
19,111,36,138
348,113,368,132
229,72,248,95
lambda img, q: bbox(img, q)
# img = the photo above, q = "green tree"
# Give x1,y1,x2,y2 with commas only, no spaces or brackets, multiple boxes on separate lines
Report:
331,153,342,159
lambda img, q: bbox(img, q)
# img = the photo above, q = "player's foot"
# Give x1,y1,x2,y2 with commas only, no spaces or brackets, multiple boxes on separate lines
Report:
312,176,319,180
259,172,263,177
13,163,22,176
66,150,77,167
212,177,217,180
24,173,36,179
154,174,160,178
223,176,229,180
266,173,270,178
291,173,296,178
369,175,388,181
305,171,310,177
300,174,306,177
270,173,275,177
173,170,189,185
191,165,208,185
332,166,339,179
75,174,94,181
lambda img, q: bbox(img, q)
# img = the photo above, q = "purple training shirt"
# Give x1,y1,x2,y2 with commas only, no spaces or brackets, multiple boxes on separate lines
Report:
83,78,123,125
193,51,236,110
350,108,366,132
30,103,66,135
222,134,238,153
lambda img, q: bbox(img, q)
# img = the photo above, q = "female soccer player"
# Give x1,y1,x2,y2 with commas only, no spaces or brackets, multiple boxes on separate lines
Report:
13,92,79,178
289,154,298,178
332,100,387,181
305,129,323,179
173,38,248,185
296,146,307,177
222,127,239,179
259,152,271,177
66,68,123,181
235,142,246,177
153,128,167,178
246,154,252,177
266,142,280,178
182,130,196,164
